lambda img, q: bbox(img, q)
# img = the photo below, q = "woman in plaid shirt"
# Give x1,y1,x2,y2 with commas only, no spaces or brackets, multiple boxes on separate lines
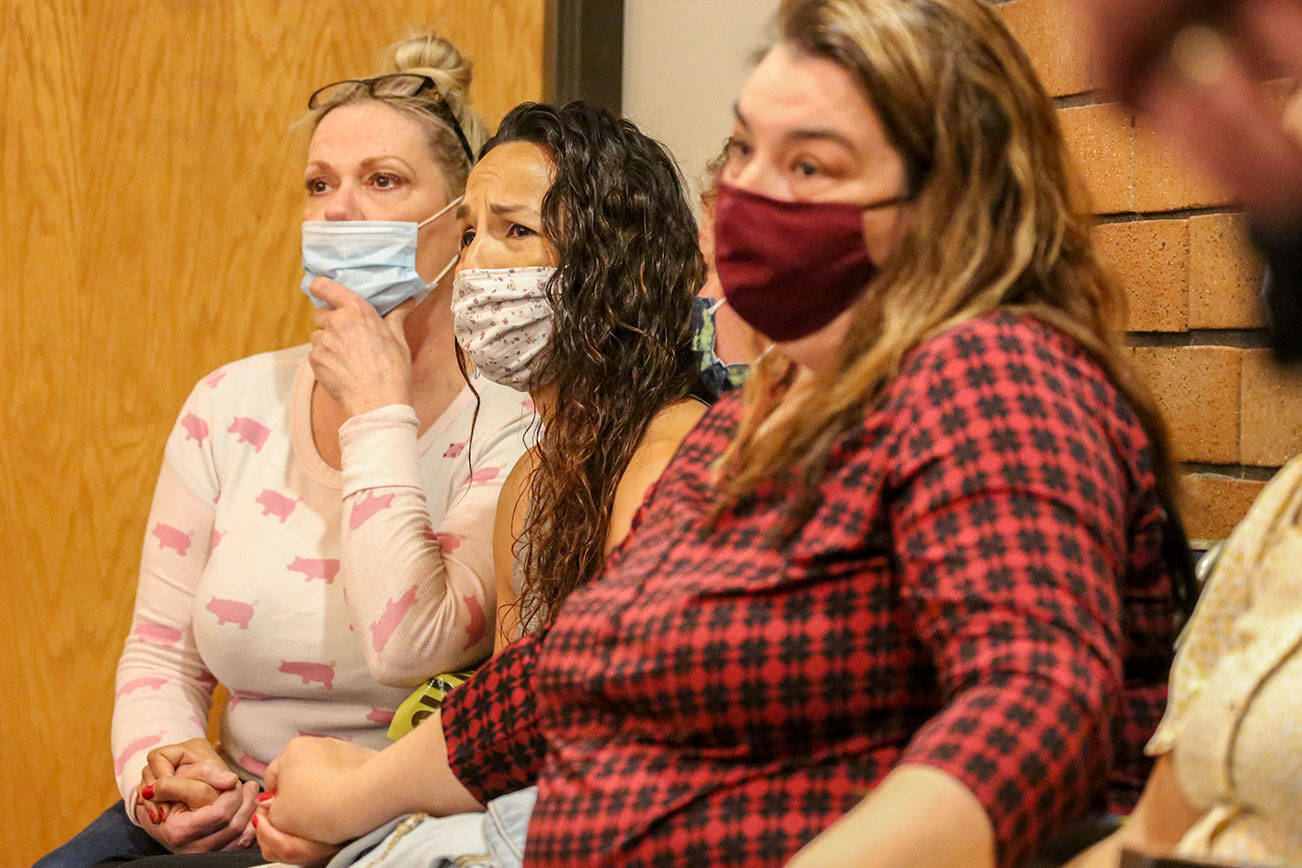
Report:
261,1,1196,865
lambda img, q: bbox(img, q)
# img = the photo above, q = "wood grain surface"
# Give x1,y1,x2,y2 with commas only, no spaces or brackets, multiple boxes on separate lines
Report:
0,1,543,859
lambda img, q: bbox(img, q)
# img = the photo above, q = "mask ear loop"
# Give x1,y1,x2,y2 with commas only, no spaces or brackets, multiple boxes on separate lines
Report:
417,194,466,291
417,194,464,228
706,296,727,316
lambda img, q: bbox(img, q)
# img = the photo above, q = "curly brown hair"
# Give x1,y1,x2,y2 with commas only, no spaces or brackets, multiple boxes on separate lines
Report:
482,102,707,630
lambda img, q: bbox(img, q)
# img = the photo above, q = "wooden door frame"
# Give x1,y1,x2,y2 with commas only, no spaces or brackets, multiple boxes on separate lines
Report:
545,0,624,114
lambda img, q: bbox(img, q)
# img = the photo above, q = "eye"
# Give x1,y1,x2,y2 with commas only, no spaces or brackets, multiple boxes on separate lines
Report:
725,135,752,159
304,177,330,195
792,159,821,178
506,223,535,239
370,172,404,190
459,228,476,249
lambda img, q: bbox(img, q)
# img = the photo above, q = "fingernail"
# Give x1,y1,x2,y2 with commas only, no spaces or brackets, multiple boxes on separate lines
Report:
141,784,155,800
256,791,274,803
251,813,260,828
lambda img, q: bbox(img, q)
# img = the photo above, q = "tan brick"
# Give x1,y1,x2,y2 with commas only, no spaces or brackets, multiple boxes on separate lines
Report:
1095,219,1188,332
1187,213,1265,329
1133,117,1234,212
1240,349,1302,466
1130,346,1241,463
1181,473,1268,541
1059,103,1132,213
998,0,1092,97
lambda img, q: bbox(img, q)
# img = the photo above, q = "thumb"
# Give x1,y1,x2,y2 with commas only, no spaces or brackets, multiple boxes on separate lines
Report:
149,774,224,811
173,758,240,791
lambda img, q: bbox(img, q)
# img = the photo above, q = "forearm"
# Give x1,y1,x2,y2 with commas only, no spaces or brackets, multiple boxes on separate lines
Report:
358,711,485,823
788,765,994,868
273,710,484,843
338,406,497,682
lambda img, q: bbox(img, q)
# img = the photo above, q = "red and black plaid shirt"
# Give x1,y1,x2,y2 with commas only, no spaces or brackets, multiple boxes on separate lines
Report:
443,313,1181,866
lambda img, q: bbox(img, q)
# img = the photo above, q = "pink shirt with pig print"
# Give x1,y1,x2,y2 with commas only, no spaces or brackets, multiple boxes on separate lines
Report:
112,345,534,818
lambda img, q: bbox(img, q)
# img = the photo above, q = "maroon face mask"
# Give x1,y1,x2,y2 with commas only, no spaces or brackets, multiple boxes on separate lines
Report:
713,180,908,342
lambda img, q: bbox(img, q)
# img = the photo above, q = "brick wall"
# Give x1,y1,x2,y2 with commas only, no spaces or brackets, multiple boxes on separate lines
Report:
993,0,1302,544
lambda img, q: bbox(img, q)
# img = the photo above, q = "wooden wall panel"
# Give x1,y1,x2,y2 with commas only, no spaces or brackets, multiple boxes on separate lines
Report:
0,1,544,860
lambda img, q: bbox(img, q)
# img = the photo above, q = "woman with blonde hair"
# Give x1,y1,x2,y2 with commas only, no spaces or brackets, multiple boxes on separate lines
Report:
37,31,532,866
259,1,1195,865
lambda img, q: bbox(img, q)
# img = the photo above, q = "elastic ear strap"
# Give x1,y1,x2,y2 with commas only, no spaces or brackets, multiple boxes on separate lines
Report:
418,194,464,228
427,254,459,289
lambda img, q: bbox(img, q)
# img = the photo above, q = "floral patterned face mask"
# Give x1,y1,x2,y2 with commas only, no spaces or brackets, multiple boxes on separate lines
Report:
451,266,556,392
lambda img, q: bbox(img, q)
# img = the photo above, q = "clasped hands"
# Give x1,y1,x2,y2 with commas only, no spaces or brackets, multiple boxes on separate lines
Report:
137,735,378,866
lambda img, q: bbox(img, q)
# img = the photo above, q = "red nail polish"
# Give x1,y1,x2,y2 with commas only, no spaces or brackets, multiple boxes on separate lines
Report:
251,813,260,828
256,791,274,802
141,784,155,800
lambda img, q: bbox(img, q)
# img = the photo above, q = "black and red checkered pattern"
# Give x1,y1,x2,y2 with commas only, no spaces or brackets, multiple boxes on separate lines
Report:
441,312,1181,867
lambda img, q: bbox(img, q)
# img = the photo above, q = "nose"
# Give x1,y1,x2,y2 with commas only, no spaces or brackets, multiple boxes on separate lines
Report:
458,229,487,270
323,180,365,221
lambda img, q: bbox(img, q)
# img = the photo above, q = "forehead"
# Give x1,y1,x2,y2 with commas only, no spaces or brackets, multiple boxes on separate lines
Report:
737,42,880,144
464,141,555,208
308,101,434,163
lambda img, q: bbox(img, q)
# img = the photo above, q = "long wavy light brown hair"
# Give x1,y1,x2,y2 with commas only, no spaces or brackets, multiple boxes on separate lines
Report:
716,0,1198,612
484,102,706,630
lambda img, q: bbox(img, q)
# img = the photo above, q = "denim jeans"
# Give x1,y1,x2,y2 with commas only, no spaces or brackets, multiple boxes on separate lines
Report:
34,801,166,867
325,786,537,868
34,801,263,867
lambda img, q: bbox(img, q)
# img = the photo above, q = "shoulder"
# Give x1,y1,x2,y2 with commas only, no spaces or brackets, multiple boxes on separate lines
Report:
888,312,1129,428
185,345,308,409
898,312,1094,384
614,401,708,505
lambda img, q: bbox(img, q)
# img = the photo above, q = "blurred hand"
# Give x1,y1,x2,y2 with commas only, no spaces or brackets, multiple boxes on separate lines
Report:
308,277,416,417
264,735,379,843
1073,0,1302,221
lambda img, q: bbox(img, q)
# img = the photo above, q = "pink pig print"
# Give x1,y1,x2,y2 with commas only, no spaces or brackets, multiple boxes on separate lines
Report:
463,595,487,649
116,676,168,698
435,532,463,552
133,621,182,646
522,396,536,413
469,466,501,484
180,413,209,446
366,707,396,724
237,753,270,776
279,660,336,690
255,489,297,522
210,528,224,550
287,556,340,584
229,689,272,707
442,440,466,458
349,491,395,530
203,369,227,389
206,596,257,629
152,523,192,557
228,417,271,452
115,733,164,777
370,586,418,654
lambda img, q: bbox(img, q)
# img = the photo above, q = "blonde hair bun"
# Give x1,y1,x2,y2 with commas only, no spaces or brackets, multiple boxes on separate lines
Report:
390,33,472,109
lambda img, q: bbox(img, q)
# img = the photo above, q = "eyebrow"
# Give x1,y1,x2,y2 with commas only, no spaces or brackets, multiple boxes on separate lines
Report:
731,102,859,152
455,201,542,221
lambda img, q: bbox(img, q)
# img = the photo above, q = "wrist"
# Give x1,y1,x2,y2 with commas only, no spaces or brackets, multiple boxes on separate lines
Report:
344,391,410,419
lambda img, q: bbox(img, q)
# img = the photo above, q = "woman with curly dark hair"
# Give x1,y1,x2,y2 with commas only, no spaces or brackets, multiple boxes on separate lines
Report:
250,101,712,862
461,101,711,647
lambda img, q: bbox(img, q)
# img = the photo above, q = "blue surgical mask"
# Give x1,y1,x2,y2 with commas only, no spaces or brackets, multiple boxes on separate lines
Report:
300,195,462,316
